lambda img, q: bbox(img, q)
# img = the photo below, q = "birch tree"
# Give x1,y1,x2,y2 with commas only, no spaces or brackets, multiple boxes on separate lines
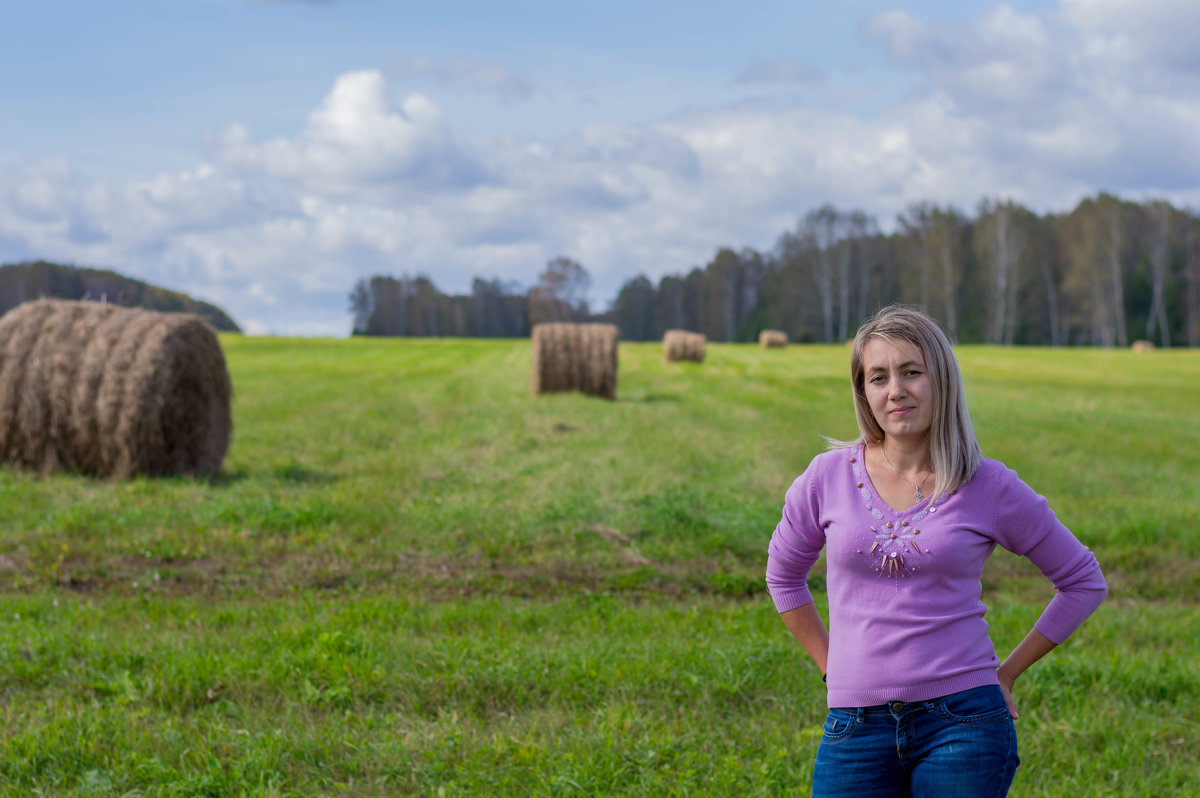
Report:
1035,215,1069,346
529,256,591,325
848,211,879,324
841,211,880,337
899,202,934,311
1063,195,1130,346
1102,196,1130,348
929,207,967,341
977,199,1025,345
899,203,965,339
808,204,842,342
1144,200,1173,347
777,207,841,342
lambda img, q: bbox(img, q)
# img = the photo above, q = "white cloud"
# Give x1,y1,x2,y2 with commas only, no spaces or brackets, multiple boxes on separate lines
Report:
861,6,1066,115
858,2,1200,198
1061,0,1200,74
215,70,486,197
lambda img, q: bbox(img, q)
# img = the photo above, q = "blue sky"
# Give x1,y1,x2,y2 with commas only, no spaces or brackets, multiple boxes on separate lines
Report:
4,0,1199,335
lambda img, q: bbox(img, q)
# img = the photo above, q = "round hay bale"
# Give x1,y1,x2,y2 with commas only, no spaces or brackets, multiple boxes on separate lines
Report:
0,299,232,478
663,329,705,363
1131,339,1155,352
531,322,618,400
759,329,788,348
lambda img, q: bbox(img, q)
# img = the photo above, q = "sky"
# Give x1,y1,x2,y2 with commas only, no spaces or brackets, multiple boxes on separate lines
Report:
4,0,1200,336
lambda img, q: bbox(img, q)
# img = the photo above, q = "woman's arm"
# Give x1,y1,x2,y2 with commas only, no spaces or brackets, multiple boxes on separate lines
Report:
780,603,830,678
989,467,1107,719
992,465,1108,643
996,628,1057,719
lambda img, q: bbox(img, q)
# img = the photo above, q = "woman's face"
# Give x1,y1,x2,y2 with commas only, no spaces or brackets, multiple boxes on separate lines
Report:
861,337,934,443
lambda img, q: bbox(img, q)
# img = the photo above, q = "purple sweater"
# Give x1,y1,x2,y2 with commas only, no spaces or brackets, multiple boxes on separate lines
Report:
766,444,1107,708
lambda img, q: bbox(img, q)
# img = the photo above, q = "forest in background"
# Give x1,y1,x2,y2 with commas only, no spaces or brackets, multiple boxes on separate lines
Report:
351,192,1200,347
0,261,242,332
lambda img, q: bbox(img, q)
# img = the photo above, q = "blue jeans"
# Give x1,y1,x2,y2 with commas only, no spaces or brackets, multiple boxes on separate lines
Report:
812,685,1019,798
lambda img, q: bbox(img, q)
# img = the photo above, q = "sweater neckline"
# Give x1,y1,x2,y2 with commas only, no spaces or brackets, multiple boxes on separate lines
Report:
848,444,946,583
849,443,943,523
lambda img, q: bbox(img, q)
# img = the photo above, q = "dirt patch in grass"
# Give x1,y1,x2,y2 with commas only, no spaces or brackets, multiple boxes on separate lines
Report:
4,527,1193,605
5,549,1179,611
15,548,767,603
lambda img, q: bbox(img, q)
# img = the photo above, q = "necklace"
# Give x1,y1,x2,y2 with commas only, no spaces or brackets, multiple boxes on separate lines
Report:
878,446,931,502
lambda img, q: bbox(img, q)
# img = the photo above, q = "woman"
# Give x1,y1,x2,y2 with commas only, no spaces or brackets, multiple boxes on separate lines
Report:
765,306,1106,797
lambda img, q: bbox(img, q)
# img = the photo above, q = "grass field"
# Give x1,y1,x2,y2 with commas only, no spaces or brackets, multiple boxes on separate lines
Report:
1,337,1198,796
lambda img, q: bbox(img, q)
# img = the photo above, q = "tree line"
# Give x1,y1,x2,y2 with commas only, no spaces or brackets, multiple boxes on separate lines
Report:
0,261,242,332
349,256,591,339
351,192,1200,347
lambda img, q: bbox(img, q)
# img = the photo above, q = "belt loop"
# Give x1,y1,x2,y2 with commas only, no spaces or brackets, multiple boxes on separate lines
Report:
856,707,866,723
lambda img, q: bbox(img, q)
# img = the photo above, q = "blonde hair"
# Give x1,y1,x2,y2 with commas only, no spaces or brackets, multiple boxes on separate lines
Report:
831,305,980,500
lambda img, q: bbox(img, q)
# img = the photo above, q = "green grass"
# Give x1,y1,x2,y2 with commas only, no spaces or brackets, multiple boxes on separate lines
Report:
1,338,1197,796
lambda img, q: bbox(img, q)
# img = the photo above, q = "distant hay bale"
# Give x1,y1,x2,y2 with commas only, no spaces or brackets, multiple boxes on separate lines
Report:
0,299,232,478
663,330,705,363
759,330,788,348
531,322,618,400
1131,340,1155,352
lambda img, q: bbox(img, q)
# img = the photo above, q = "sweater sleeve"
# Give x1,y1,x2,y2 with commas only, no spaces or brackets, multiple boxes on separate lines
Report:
990,465,1108,644
765,462,826,614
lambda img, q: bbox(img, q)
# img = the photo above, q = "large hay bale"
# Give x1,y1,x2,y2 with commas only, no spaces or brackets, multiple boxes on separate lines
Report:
1131,339,1155,352
0,299,232,478
663,329,705,363
759,329,788,348
531,322,618,400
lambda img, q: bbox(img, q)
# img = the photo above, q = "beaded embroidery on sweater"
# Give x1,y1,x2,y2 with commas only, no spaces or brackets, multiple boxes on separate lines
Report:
849,447,947,583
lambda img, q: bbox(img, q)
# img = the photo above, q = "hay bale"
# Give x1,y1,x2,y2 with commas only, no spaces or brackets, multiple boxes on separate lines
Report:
0,299,232,478
1131,339,1155,352
759,329,788,348
531,322,618,400
663,329,705,363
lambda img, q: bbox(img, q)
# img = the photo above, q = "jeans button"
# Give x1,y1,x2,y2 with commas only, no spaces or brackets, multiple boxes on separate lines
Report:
890,702,905,712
